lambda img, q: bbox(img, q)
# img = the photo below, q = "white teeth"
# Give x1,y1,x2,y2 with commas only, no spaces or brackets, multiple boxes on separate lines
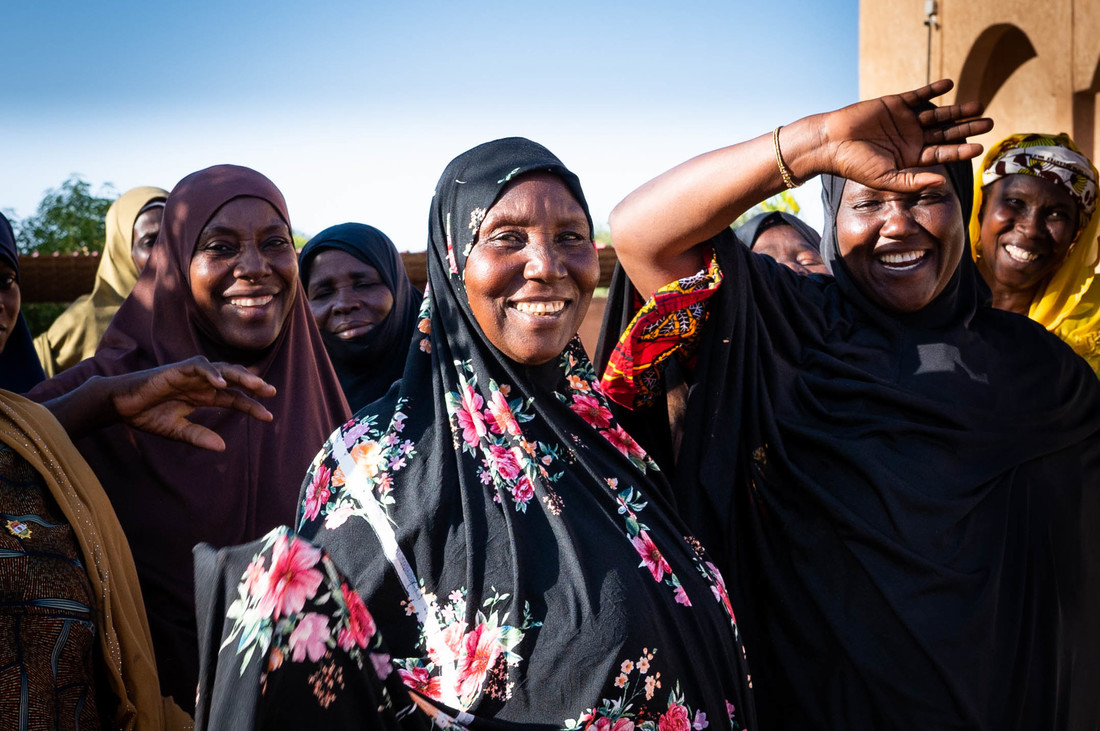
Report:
878,250,927,266
1004,244,1039,263
513,300,565,315
229,295,274,307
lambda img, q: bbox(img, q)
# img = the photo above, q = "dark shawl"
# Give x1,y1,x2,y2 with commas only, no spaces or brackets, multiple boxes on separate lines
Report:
0,213,45,393
599,161,1100,730
28,165,351,711
195,138,756,728
734,210,822,250
299,223,422,412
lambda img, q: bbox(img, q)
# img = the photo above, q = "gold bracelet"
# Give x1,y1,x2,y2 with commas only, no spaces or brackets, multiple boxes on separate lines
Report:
772,126,799,189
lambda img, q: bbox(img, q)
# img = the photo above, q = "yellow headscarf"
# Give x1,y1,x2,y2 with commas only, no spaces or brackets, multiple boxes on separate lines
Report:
970,133,1100,374
33,186,168,377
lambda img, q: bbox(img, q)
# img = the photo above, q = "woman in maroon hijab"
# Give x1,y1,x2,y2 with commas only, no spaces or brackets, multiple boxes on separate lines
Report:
29,165,351,713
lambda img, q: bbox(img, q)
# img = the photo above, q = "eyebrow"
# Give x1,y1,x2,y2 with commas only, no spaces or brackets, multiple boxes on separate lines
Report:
202,222,289,239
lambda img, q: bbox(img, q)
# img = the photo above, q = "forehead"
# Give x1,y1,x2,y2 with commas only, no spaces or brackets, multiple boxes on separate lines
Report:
996,173,1077,207
841,165,954,201
308,248,383,280
754,223,818,252
203,196,287,230
484,173,586,220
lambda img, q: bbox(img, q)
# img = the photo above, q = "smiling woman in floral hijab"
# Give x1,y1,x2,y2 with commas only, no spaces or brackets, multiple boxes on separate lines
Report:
971,133,1100,373
194,139,755,730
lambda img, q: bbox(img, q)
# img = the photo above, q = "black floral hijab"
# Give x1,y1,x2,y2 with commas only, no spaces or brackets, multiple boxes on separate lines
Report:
201,138,754,727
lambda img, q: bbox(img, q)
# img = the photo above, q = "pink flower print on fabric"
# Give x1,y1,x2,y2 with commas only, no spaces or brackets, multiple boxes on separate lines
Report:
337,582,377,651
456,384,488,447
631,531,672,582
456,622,504,702
484,388,520,436
302,463,332,522
487,443,521,481
511,474,535,505
658,703,692,731
603,424,647,461
570,393,613,429
398,666,443,701
258,534,325,621
288,612,330,663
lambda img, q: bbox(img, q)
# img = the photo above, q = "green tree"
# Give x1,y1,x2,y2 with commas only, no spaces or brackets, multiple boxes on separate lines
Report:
16,176,116,255
732,189,801,229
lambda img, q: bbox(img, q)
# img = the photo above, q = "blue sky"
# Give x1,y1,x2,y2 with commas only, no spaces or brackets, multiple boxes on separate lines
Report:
1,1,859,249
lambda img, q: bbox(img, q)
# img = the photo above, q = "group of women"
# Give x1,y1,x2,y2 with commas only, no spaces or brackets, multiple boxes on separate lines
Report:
0,78,1097,730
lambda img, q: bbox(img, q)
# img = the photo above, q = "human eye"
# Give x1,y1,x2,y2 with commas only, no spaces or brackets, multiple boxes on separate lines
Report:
0,274,16,290
488,228,525,247
262,235,291,250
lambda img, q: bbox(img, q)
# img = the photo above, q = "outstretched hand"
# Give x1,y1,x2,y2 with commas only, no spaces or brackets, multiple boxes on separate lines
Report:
109,356,276,451
818,79,993,191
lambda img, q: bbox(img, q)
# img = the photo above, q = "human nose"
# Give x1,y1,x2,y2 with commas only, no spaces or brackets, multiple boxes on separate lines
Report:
523,240,567,281
1013,206,1043,240
235,243,271,281
879,202,920,239
331,285,361,314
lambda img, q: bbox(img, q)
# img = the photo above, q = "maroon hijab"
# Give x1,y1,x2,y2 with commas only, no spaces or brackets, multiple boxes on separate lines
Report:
30,165,351,711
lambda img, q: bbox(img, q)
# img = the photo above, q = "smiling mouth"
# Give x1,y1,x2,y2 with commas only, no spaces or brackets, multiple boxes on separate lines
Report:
228,294,275,308
877,250,929,271
512,300,566,316
1003,243,1040,264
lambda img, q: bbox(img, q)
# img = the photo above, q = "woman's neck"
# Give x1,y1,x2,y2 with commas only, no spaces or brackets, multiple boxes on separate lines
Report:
988,283,1036,315
977,258,1036,316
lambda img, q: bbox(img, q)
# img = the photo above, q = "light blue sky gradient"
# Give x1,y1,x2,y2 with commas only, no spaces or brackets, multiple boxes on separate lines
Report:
2,1,862,248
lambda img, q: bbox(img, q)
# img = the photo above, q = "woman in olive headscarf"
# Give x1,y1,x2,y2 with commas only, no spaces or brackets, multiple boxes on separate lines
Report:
34,186,168,377
970,132,1100,373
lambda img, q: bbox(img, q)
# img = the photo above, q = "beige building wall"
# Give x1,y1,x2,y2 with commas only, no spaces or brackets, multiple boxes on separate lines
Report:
860,0,1100,161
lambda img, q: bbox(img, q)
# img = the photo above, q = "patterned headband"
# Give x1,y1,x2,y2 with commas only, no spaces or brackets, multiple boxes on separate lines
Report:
982,133,1098,225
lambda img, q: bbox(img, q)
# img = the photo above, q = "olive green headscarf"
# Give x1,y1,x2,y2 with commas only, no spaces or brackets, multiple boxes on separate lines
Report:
33,185,168,376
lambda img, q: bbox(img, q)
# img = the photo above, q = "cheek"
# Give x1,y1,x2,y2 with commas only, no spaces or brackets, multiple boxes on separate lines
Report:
309,299,331,330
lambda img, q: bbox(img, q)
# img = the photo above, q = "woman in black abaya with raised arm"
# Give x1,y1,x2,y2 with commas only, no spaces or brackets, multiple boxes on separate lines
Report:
601,80,1100,730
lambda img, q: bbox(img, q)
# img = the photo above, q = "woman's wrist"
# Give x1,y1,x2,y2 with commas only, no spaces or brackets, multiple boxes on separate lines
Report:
776,115,828,186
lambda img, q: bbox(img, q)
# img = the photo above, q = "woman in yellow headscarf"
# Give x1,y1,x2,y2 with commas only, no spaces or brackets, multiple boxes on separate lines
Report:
970,133,1100,373
34,186,168,377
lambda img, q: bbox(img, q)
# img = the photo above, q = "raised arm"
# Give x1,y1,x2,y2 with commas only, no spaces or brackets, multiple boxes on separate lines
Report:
610,79,992,299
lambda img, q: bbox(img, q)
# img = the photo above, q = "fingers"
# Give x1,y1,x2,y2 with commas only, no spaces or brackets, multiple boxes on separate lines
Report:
206,388,274,422
212,363,277,399
922,118,994,145
175,422,228,452
917,100,985,126
897,78,954,107
916,142,986,167
875,170,948,194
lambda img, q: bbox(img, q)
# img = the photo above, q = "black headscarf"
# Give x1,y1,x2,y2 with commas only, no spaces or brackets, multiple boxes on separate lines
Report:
734,211,821,251
0,212,45,393
193,138,756,728
299,223,422,412
599,160,1100,730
